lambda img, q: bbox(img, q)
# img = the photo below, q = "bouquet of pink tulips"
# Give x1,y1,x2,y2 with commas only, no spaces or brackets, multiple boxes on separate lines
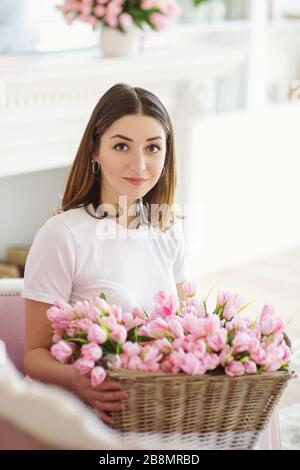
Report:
47,281,292,388
56,0,182,33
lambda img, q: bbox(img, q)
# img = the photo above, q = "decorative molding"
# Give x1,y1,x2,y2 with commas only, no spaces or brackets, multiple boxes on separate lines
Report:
0,35,248,179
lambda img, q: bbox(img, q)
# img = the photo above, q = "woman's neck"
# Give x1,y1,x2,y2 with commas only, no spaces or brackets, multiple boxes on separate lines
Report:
99,193,140,229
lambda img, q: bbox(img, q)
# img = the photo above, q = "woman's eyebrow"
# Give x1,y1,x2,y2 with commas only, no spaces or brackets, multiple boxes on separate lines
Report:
110,134,162,142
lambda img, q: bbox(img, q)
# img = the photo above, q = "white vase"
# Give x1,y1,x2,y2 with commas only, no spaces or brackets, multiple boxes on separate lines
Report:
100,24,142,58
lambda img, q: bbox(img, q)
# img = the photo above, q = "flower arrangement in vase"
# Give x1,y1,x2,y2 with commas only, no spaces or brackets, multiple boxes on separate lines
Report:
57,0,182,57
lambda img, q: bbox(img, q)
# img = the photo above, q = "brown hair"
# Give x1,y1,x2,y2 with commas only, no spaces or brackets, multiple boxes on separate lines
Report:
58,82,183,230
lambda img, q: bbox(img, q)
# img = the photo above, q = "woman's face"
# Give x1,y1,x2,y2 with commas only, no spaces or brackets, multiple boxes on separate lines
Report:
96,114,166,206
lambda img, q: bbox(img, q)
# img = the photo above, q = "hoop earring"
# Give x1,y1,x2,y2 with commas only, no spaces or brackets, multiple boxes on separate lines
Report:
161,166,166,177
91,159,101,176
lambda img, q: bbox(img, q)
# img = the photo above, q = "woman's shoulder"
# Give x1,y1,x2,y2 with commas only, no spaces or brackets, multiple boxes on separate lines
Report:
36,206,91,242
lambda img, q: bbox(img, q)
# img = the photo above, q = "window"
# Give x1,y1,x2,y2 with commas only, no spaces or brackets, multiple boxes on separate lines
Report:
0,0,98,53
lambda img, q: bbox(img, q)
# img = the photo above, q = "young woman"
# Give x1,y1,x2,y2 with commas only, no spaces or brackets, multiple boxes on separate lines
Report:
22,83,191,427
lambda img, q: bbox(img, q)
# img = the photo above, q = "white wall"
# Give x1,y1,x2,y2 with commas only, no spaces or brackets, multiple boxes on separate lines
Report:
0,166,69,259
187,103,300,275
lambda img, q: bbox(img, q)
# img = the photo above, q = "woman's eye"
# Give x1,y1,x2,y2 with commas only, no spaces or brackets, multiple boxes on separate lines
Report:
148,145,160,153
114,143,128,151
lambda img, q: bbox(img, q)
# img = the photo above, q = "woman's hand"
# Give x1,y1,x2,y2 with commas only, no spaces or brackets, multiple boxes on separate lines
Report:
70,366,127,426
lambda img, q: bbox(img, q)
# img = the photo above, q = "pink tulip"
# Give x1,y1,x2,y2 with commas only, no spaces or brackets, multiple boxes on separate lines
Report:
81,342,103,361
146,317,169,338
74,357,94,374
94,297,110,313
122,312,144,330
141,0,154,9
232,331,253,354
80,5,92,15
182,280,197,297
154,338,173,354
86,305,100,322
110,324,127,344
248,337,260,354
205,353,220,370
243,360,257,374
143,346,163,364
101,316,118,330
94,5,106,17
182,314,206,338
87,324,107,344
182,304,199,317
65,327,76,337
260,315,278,336
74,318,93,332
157,294,180,317
217,291,231,307
222,302,238,321
127,355,144,371
222,293,246,320
154,290,169,305
169,348,186,371
168,318,185,338
159,0,182,16
47,303,73,322
104,12,119,28
259,304,286,336
51,340,74,364
111,304,123,322
149,12,171,31
225,360,245,377
192,339,206,359
203,315,221,335
206,330,227,352
264,360,282,372
132,305,148,320
119,12,133,30
91,366,107,387
181,353,206,376
51,319,70,331
250,346,267,365
183,298,206,318
52,333,62,343
123,341,142,357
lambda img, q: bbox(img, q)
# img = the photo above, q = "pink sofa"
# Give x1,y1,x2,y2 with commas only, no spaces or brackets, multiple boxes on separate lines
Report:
0,278,48,449
0,278,26,376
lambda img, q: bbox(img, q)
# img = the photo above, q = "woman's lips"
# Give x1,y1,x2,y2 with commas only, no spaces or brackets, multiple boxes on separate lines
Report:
122,177,148,186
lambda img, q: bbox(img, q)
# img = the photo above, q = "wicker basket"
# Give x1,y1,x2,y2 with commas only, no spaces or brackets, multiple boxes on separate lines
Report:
107,368,294,450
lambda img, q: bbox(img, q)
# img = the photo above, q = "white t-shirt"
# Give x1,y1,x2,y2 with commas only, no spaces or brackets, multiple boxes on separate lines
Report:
22,203,191,314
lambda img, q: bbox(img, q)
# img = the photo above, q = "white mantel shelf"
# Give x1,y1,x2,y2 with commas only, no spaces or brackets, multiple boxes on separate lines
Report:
0,45,247,107
0,42,248,180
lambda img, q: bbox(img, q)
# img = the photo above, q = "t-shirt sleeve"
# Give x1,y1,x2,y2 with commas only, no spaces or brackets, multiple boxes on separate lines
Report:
172,219,192,284
21,216,76,305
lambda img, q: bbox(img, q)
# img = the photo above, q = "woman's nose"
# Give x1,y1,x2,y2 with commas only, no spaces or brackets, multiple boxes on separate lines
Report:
129,152,147,174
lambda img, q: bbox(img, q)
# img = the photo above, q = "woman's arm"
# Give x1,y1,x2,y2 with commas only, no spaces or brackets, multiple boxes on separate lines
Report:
24,299,127,426
24,299,74,388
